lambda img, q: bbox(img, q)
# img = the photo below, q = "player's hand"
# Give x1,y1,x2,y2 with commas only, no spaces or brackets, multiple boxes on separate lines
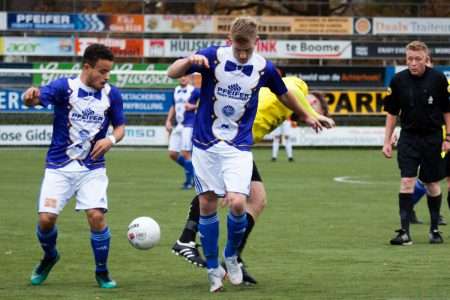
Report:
165,121,173,133
390,132,399,146
382,143,393,159
305,116,323,133
442,140,450,154
188,54,209,69
91,138,113,160
185,103,196,111
23,87,40,106
317,115,335,129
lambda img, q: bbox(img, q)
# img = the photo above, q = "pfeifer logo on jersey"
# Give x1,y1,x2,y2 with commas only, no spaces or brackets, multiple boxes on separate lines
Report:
70,108,105,123
216,84,251,101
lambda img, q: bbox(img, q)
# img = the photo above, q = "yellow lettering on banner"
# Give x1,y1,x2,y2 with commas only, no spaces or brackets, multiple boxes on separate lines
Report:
324,91,388,115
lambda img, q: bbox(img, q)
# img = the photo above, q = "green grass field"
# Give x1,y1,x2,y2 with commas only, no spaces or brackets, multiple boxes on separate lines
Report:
1,148,450,300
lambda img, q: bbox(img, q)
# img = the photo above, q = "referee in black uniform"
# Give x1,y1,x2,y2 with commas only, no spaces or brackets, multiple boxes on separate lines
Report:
382,40,450,245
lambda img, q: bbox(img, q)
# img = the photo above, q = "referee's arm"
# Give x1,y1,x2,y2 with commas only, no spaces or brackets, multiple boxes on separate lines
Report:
383,113,397,159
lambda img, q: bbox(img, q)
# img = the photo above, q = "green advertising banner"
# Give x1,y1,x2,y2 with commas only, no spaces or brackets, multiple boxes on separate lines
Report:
32,62,177,88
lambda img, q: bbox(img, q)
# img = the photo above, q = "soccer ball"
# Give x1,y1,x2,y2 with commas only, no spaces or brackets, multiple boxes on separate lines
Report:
127,216,161,250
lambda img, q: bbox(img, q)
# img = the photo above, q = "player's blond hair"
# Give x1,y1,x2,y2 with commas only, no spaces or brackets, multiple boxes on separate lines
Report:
406,41,429,54
230,16,258,43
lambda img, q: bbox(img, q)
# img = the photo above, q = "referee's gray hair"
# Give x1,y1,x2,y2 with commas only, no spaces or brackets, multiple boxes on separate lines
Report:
406,41,429,54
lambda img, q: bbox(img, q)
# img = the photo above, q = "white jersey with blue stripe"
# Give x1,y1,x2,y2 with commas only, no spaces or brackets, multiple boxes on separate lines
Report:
39,77,125,170
173,84,199,128
187,46,287,151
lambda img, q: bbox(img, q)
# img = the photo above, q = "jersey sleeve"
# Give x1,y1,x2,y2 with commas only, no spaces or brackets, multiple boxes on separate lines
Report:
264,61,288,96
186,46,217,75
285,80,319,118
383,76,401,115
108,86,126,127
39,78,69,107
189,88,200,104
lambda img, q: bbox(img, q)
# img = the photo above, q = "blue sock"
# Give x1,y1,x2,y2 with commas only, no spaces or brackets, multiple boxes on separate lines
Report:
176,155,186,168
198,213,219,269
412,180,427,206
225,212,248,258
184,160,194,184
36,225,58,260
90,227,111,273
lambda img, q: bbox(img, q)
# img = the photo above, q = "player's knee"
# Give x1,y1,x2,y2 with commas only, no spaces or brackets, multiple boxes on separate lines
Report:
38,212,57,230
86,209,106,230
229,196,246,215
400,178,415,193
425,182,441,197
168,151,178,161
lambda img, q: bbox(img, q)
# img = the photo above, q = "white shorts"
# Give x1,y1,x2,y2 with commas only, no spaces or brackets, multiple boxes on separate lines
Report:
168,125,193,152
37,167,109,215
192,142,253,197
272,120,292,137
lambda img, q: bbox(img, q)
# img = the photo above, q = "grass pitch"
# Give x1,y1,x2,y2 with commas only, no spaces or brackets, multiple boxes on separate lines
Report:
1,148,450,300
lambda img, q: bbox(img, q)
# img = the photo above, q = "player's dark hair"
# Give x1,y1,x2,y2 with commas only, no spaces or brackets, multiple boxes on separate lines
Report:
312,92,329,116
82,43,114,67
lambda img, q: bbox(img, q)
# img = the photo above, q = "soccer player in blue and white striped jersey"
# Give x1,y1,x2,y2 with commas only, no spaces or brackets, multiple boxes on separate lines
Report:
23,43,125,289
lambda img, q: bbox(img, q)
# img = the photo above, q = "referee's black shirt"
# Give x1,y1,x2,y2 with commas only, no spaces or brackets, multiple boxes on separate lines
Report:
384,66,450,133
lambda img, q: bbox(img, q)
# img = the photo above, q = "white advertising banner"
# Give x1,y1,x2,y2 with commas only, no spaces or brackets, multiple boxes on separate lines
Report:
0,125,385,147
373,18,450,35
0,125,168,146
265,40,352,59
265,126,385,146
4,36,74,56
144,39,352,59
0,12,6,30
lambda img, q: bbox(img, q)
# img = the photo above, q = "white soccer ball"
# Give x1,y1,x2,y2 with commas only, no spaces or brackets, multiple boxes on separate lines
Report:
127,216,161,250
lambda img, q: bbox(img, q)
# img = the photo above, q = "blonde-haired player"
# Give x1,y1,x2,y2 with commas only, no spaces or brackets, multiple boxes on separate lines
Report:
171,76,333,284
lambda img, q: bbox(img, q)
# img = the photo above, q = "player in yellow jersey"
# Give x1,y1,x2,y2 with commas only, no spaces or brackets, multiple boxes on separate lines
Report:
171,76,334,284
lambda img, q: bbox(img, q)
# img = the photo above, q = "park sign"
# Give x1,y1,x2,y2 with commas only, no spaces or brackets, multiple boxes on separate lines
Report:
32,62,177,88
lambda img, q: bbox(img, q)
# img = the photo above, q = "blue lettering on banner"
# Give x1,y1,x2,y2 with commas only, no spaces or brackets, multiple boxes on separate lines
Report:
0,89,173,114
8,13,75,30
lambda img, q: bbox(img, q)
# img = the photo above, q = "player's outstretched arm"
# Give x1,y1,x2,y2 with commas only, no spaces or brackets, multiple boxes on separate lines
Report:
23,87,41,107
91,124,125,160
167,54,209,79
277,91,323,132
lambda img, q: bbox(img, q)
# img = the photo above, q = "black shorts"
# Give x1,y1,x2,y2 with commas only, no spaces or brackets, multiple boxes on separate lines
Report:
251,160,263,182
397,131,445,183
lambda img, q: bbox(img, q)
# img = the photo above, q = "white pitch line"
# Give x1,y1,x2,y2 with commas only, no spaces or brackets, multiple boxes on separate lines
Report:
333,176,375,185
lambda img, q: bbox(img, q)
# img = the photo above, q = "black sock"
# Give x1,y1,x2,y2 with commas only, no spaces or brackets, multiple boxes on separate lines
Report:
427,194,442,231
237,213,255,263
179,196,200,243
399,193,413,233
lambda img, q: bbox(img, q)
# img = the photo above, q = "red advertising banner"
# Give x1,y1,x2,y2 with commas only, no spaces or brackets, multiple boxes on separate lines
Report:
76,38,144,57
109,15,144,32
